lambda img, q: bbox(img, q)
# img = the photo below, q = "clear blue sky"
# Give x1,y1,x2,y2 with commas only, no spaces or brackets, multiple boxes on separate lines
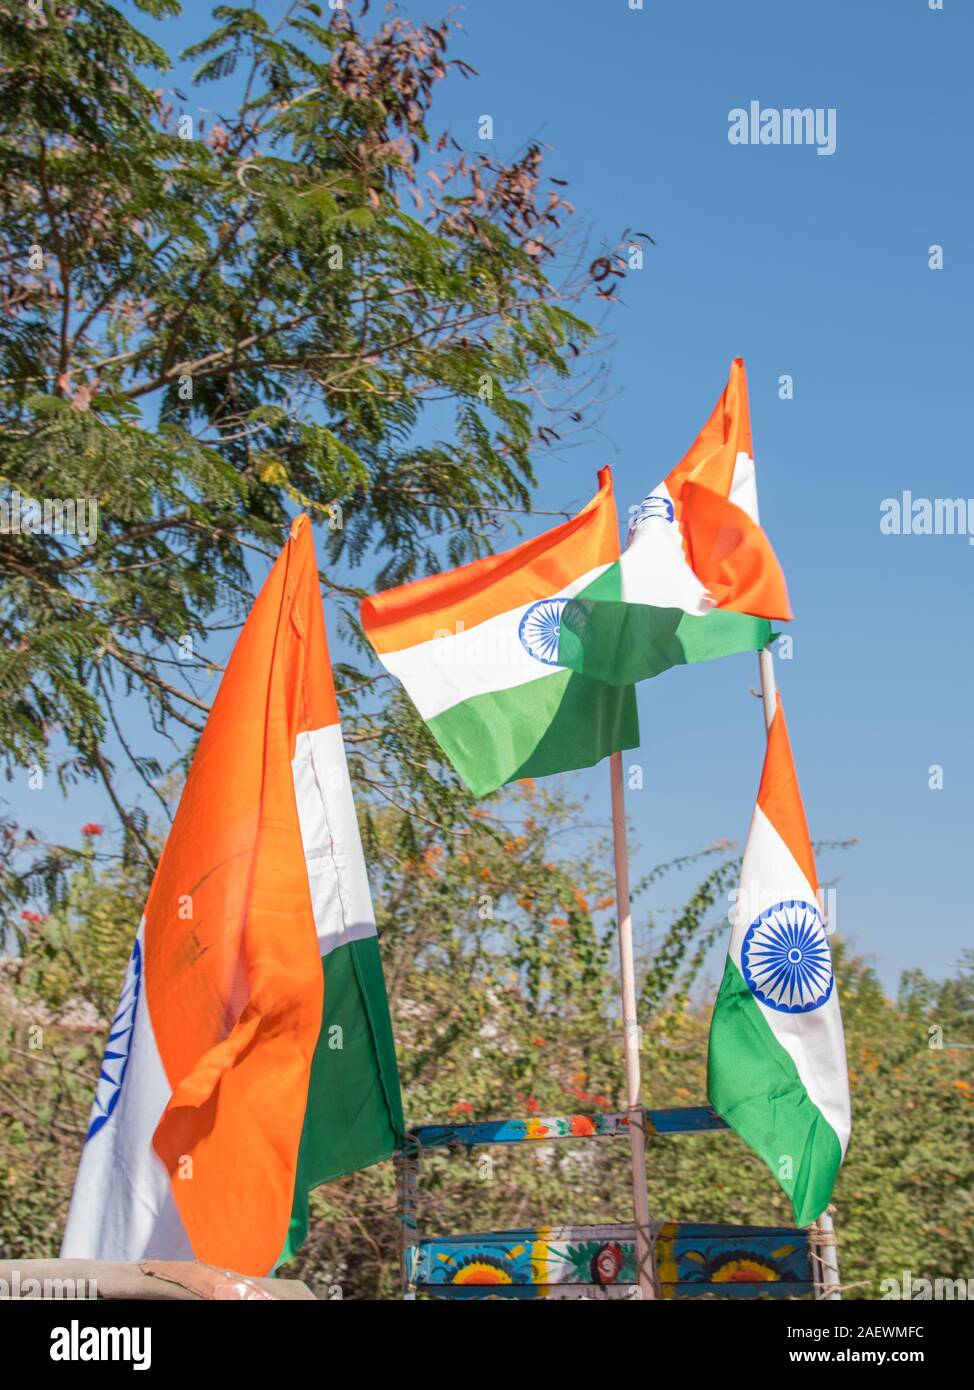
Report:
12,1,971,991
431,0,972,992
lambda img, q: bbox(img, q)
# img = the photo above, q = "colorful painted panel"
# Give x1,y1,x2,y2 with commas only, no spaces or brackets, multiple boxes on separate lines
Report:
654,1221,813,1299
409,1222,813,1300
409,1105,727,1151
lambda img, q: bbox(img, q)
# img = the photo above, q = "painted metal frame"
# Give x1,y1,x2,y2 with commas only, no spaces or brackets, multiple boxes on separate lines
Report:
409,1105,727,1151
396,1104,836,1301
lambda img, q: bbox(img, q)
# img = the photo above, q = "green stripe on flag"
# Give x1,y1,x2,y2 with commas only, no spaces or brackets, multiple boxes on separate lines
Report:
282,936,404,1264
707,956,842,1226
426,669,639,798
558,565,771,687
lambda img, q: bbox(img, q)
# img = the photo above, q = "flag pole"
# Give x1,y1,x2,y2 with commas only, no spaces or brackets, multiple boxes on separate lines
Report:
755,645,843,1299
609,749,658,1300
757,646,777,730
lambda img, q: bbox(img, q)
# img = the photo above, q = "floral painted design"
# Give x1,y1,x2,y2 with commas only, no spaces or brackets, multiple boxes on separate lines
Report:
450,1256,516,1286
591,1241,624,1285
569,1114,597,1137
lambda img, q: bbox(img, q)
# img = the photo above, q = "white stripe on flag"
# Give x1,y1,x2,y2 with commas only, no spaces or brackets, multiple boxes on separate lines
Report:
729,805,851,1154
60,921,191,1260
620,482,713,614
292,725,378,959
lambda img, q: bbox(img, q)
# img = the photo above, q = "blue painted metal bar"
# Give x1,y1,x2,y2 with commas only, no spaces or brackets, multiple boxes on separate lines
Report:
408,1105,728,1150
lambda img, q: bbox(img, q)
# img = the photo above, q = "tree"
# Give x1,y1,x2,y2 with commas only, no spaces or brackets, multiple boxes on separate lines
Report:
0,0,636,901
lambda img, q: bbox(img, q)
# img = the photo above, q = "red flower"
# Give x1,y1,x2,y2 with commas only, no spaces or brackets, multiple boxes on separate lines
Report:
20,910,45,924
80,823,103,836
452,1100,474,1115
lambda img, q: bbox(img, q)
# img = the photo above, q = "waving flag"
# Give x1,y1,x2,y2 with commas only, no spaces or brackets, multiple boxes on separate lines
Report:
558,359,791,686
707,697,850,1225
62,516,403,1274
361,467,638,798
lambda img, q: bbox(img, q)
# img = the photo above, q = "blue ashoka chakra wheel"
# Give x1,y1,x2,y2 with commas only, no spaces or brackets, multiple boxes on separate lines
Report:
627,493,674,543
519,597,568,665
741,899,833,1014
86,937,142,1141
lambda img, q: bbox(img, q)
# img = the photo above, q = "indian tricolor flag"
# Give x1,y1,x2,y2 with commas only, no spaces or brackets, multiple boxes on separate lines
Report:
558,359,792,686
707,696,851,1226
361,467,638,798
62,516,403,1275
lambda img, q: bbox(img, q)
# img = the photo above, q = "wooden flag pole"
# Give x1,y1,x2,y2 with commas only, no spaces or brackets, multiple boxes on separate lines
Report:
609,750,658,1300
755,646,843,1300
814,1207,842,1299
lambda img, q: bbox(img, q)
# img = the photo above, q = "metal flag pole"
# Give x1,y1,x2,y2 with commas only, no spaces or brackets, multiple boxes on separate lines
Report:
755,646,842,1300
609,749,658,1300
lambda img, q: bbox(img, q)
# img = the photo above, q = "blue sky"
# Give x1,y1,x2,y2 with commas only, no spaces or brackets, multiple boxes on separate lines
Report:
11,1,971,990
437,0,972,991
